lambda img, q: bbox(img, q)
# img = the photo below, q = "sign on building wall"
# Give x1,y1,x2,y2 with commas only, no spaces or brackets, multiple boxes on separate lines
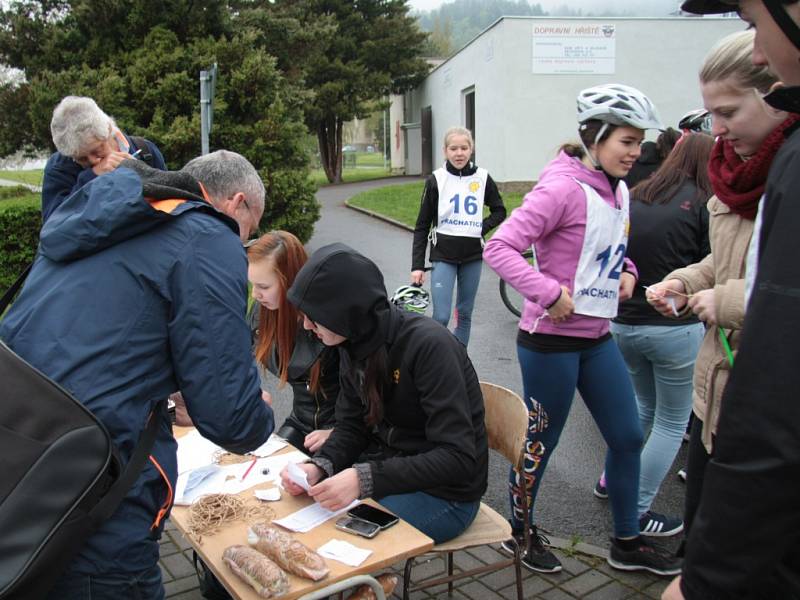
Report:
532,23,616,74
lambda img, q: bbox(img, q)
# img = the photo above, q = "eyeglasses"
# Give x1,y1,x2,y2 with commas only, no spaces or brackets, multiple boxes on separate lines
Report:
241,198,261,242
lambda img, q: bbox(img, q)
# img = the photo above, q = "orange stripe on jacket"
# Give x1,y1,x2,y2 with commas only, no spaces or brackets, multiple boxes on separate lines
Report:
148,199,186,214
149,455,174,530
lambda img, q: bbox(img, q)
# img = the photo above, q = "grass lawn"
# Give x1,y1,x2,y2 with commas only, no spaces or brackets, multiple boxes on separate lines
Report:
0,161,397,190
0,169,44,186
0,192,40,211
348,181,524,236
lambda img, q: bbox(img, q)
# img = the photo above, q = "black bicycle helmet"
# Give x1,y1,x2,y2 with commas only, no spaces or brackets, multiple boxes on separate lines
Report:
679,109,712,134
681,1,800,52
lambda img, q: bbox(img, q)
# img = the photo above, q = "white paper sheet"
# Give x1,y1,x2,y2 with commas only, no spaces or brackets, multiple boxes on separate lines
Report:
287,461,312,492
173,449,308,503
254,488,281,502
317,539,373,567
175,429,224,474
249,436,288,458
273,500,359,533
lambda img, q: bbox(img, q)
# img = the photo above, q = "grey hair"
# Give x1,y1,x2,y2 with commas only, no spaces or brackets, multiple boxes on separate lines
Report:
51,96,116,158
443,126,474,148
182,150,266,214
700,30,778,94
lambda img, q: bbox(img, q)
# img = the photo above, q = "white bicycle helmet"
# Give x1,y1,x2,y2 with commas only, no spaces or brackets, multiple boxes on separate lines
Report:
390,285,430,314
577,84,664,131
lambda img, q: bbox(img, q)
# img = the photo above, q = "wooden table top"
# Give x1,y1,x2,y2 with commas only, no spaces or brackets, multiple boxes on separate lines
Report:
169,428,434,600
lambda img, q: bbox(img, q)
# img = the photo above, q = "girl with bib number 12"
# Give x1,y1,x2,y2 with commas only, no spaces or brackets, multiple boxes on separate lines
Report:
484,84,680,577
411,127,506,347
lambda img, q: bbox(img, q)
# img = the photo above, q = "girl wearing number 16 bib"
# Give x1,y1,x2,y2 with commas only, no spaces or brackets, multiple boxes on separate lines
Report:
411,127,506,346
485,84,681,577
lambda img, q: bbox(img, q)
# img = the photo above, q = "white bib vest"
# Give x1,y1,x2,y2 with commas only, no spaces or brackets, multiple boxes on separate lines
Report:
572,180,630,319
433,165,487,239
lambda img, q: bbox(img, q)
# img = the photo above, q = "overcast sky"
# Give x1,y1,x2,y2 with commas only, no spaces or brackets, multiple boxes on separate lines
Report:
407,0,684,15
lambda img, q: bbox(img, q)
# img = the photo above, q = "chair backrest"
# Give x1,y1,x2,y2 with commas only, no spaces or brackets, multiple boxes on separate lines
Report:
479,381,528,472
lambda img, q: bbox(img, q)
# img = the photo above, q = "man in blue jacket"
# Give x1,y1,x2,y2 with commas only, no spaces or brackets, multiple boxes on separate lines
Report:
42,95,168,223
0,150,273,599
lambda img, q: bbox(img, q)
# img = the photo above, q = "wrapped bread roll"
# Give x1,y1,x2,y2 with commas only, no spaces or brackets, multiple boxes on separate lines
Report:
248,522,330,581
348,573,399,600
222,545,289,598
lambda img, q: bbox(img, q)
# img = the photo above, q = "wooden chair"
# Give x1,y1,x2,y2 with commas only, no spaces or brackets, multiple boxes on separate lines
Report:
401,381,531,600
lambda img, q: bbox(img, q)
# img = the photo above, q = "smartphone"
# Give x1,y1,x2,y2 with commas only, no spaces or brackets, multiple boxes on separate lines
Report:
335,516,381,539
347,503,399,530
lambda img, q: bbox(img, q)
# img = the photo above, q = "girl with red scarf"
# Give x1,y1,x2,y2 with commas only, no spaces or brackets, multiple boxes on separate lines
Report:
647,30,798,541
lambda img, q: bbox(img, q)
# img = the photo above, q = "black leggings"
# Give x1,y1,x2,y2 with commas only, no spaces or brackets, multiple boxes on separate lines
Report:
683,421,714,536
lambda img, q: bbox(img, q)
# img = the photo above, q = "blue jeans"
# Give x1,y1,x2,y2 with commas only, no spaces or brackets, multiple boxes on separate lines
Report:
377,491,480,544
611,322,703,515
430,259,482,347
510,338,643,538
45,563,164,600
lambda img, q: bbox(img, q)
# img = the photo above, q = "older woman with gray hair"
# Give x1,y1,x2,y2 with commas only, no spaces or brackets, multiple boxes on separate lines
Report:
42,95,166,222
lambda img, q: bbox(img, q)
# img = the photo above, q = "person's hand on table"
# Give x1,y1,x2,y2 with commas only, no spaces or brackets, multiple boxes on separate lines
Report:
308,467,360,511
661,576,684,600
280,462,324,496
304,428,332,453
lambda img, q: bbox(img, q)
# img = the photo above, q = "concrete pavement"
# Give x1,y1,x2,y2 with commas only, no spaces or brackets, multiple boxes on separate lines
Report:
158,177,678,599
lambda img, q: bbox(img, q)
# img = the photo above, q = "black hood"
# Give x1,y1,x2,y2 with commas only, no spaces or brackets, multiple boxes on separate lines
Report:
287,243,391,360
766,85,800,115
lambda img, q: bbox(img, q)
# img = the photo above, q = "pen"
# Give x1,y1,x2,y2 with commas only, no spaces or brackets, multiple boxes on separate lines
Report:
131,149,142,159
241,457,258,482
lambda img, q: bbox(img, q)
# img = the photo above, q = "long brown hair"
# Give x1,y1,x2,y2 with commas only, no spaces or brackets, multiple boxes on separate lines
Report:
247,231,322,393
632,133,714,205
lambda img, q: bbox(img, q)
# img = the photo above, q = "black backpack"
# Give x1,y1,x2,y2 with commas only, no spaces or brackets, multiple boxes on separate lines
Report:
0,267,161,599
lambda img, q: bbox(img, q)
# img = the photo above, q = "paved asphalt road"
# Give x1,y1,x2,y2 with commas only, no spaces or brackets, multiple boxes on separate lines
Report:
263,176,689,552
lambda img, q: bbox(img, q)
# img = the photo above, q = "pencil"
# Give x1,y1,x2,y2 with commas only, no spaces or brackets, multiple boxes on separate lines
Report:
241,456,258,481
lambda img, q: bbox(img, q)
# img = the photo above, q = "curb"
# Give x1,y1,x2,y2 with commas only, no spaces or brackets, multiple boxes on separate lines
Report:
0,178,41,192
345,200,414,233
345,189,612,565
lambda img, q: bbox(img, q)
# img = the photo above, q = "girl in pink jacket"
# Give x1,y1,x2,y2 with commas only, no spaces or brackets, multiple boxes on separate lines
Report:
484,84,678,576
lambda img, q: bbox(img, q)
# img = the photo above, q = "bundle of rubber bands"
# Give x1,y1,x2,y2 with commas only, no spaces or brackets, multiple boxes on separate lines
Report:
187,494,275,542
212,449,253,466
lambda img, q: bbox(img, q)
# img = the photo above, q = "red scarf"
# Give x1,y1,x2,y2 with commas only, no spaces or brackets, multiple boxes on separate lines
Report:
707,114,800,220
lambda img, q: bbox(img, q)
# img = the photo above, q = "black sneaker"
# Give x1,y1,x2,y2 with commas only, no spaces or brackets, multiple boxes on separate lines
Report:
500,525,562,573
639,511,684,537
593,478,608,499
607,537,682,576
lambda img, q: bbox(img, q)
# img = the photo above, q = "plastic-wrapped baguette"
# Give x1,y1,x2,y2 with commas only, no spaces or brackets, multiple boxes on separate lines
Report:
222,545,289,598
248,522,330,581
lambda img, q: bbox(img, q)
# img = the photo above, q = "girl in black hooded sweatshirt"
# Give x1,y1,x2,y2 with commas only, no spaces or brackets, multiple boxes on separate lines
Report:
280,243,488,544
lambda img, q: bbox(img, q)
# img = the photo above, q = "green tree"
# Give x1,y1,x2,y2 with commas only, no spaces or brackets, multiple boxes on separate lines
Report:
272,0,429,184
0,0,319,241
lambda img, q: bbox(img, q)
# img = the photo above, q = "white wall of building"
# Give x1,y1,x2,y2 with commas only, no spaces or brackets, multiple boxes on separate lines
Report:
406,17,742,182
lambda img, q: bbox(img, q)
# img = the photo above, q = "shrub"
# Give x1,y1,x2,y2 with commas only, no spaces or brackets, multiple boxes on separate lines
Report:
0,194,40,291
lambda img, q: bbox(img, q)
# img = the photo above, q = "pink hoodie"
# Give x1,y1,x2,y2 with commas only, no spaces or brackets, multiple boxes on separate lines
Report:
484,151,637,339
